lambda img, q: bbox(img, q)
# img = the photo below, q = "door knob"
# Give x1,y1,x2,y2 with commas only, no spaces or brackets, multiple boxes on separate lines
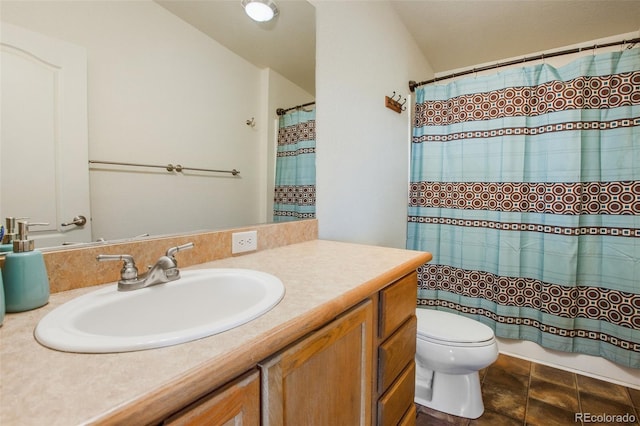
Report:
61,215,87,227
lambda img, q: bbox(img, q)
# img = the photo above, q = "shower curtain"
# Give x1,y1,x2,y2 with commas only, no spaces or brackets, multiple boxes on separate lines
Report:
407,48,640,368
273,108,316,222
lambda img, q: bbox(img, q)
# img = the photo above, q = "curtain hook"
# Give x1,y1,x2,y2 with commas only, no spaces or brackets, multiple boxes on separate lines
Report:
625,40,635,50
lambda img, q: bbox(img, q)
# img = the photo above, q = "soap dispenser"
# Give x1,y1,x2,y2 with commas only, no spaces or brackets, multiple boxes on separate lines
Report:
0,217,21,252
2,221,50,312
0,267,5,325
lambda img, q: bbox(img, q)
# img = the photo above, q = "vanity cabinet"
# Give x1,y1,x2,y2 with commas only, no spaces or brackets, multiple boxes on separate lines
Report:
260,300,374,425
259,271,418,426
0,238,432,426
163,370,260,426
163,272,418,426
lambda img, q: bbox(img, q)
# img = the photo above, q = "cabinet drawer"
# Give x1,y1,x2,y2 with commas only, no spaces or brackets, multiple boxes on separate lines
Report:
379,272,417,340
378,315,417,394
398,403,417,426
377,362,416,426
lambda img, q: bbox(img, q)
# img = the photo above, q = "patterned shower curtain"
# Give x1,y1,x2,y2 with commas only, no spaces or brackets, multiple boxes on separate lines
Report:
407,48,640,368
273,108,316,222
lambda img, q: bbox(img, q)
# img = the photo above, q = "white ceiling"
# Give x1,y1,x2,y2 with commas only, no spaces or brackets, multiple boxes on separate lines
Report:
157,0,640,95
156,0,316,94
392,0,640,73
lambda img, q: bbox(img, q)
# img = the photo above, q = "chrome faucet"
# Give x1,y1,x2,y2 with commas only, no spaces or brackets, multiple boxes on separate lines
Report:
97,242,194,291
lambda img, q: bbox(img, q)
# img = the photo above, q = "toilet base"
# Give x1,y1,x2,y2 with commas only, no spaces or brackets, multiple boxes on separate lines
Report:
415,371,484,419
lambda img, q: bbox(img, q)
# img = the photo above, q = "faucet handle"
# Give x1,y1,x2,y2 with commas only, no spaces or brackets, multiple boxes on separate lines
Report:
166,242,194,259
96,254,138,281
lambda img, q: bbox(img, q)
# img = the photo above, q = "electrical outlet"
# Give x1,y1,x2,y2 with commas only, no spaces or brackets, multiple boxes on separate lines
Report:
232,230,258,254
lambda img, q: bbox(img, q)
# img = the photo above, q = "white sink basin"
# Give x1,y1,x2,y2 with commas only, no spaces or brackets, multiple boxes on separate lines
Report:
35,268,285,353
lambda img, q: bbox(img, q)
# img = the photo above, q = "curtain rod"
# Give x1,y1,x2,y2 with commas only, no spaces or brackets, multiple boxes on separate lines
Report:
276,101,316,116
409,37,640,92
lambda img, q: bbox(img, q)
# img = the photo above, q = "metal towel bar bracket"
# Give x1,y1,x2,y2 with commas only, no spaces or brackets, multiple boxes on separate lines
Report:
88,160,240,176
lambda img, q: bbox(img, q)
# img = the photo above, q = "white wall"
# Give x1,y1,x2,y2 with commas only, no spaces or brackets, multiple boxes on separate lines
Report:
1,0,308,241
314,1,432,249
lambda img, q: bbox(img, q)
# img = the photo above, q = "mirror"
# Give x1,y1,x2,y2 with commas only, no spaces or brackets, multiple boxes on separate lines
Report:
0,0,315,249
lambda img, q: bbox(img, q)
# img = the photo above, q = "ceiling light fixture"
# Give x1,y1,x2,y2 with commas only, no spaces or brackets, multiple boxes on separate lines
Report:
242,0,279,22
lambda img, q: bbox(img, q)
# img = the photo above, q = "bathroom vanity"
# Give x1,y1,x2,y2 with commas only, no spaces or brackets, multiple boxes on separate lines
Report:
0,239,431,425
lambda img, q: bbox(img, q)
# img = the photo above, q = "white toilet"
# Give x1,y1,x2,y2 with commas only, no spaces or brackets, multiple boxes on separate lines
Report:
414,308,498,419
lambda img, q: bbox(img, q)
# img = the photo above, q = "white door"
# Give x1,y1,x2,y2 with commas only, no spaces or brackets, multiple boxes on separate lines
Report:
1,23,91,248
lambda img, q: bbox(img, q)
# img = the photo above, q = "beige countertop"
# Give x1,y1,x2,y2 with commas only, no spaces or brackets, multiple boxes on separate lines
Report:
0,239,431,425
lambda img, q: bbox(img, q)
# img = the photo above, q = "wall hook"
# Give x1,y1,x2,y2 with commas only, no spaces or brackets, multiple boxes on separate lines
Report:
385,91,406,114
246,117,255,128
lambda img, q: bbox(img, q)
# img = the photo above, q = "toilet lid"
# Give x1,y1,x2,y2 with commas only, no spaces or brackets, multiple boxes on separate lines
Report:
415,309,494,343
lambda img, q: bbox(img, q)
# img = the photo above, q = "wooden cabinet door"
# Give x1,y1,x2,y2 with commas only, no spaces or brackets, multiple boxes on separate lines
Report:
260,300,373,426
164,370,260,426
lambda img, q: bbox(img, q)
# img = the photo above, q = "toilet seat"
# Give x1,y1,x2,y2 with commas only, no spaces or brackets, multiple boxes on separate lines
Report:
416,308,495,347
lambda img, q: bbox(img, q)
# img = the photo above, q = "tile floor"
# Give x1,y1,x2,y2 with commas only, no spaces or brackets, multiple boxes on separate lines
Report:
416,354,640,426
